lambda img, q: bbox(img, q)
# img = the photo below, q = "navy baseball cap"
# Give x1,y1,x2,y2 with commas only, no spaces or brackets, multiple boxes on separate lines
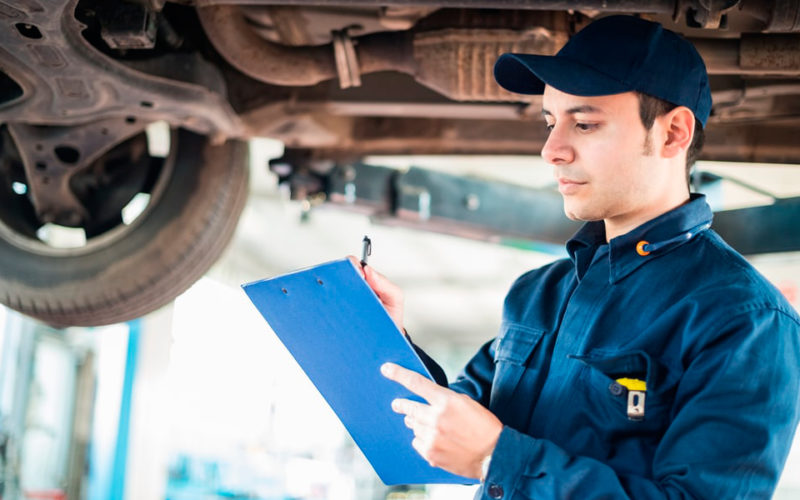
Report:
494,15,712,127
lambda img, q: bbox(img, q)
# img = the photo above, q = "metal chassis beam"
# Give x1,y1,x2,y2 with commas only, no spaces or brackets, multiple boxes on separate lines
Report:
320,161,800,256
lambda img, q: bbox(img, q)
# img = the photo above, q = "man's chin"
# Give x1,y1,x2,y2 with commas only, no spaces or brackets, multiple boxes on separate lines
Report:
563,206,602,222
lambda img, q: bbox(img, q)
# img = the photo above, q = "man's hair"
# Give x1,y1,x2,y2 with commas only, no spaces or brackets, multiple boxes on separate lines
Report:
637,92,705,186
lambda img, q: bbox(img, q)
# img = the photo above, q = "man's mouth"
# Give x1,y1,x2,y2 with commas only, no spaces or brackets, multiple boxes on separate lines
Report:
557,178,587,195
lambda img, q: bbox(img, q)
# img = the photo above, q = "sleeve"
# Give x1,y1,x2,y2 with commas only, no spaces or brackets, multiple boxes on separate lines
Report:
448,338,497,408
405,331,449,387
478,308,800,500
406,329,497,406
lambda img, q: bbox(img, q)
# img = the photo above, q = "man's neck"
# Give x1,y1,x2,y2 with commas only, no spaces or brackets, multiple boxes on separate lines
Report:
604,194,692,242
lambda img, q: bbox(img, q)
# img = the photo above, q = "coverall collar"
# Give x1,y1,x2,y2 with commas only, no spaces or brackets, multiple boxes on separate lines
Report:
567,193,714,284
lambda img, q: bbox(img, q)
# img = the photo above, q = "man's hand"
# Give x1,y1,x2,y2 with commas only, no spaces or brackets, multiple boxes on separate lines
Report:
347,255,405,332
381,362,503,479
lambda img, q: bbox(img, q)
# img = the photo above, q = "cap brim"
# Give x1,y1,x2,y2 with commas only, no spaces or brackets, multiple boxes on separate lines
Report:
494,53,633,97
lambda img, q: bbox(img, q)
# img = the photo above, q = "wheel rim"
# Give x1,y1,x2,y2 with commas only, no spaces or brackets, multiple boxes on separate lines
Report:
0,123,177,257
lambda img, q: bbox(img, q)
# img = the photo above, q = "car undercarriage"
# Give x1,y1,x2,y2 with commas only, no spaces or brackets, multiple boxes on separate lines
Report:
2,0,800,326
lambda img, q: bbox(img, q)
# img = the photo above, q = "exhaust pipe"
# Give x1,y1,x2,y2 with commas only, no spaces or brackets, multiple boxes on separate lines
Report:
197,5,564,101
198,4,800,103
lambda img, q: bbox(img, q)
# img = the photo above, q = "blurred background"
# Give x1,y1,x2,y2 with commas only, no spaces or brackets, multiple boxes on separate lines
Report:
1,138,799,500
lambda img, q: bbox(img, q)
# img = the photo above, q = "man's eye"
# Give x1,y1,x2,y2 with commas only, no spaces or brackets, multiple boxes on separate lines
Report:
576,123,598,131
544,123,554,131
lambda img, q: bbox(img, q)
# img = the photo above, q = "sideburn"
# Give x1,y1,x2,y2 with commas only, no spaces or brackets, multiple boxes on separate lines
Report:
642,128,654,156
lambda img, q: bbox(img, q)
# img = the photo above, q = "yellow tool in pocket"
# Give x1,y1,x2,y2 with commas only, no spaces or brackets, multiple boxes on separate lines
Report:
615,378,646,421
615,378,646,391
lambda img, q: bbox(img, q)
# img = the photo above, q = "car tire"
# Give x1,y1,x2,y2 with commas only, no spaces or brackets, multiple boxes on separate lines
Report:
0,128,249,327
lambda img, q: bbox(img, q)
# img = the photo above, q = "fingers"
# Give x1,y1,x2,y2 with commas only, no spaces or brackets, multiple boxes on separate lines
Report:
345,260,404,331
385,361,503,478
382,363,445,404
411,437,432,464
344,254,395,294
398,402,435,465
346,255,366,279
392,398,434,424
345,255,403,311
412,434,440,469
364,266,403,306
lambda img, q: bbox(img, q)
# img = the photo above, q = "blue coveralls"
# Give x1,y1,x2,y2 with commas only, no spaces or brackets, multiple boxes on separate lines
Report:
418,194,800,499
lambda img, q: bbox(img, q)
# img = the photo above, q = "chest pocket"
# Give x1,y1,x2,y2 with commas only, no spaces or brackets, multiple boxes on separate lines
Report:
572,349,675,434
490,324,546,429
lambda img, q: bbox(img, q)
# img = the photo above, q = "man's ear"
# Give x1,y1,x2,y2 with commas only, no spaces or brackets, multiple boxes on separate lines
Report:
660,106,695,159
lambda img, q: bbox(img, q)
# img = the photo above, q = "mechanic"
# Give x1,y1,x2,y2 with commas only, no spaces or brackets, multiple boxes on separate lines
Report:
354,14,800,499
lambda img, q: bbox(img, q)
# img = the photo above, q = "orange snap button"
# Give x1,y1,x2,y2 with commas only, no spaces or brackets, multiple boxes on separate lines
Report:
636,241,651,256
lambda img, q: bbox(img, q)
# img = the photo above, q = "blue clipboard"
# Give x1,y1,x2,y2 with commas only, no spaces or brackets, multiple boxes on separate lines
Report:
242,258,478,486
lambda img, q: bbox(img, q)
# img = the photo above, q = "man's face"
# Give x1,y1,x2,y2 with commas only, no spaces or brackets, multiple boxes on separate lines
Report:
541,86,669,231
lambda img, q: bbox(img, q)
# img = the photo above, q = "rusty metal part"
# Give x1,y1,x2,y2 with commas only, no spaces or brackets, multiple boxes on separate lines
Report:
703,120,800,163
193,0,676,13
6,118,148,226
197,5,339,85
412,8,573,32
199,4,416,87
693,38,742,74
241,5,316,45
740,34,800,72
204,6,416,85
413,28,565,101
355,31,417,75
763,0,800,32
717,0,800,32
688,0,740,29
133,0,166,11
695,36,800,75
380,6,439,30
156,13,184,49
333,30,362,88
98,1,158,50
0,0,241,137
712,82,800,121
316,101,538,120
239,5,436,46
200,5,563,101
196,0,800,35
202,4,800,107
245,106,800,164
192,0,800,37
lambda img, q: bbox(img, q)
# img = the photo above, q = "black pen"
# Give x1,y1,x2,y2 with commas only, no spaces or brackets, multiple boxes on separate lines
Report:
361,235,372,268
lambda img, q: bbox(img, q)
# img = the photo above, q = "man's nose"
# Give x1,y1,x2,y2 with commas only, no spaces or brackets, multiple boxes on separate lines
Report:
541,125,575,165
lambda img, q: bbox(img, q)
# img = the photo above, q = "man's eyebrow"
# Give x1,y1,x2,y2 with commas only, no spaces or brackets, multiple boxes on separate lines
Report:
541,105,604,117
567,105,603,114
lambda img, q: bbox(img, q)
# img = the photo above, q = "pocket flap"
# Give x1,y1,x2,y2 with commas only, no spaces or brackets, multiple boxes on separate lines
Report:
570,349,675,396
571,350,649,380
495,324,545,365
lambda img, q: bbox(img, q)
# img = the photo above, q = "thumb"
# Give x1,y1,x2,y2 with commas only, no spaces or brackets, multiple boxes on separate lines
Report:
346,255,366,279
364,265,400,303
